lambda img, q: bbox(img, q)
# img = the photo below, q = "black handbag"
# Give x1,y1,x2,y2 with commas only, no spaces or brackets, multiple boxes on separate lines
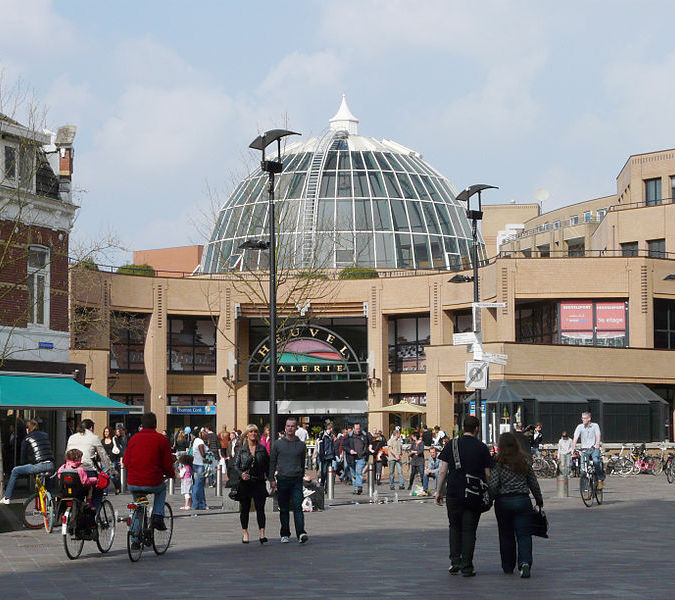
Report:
527,506,549,538
228,485,241,502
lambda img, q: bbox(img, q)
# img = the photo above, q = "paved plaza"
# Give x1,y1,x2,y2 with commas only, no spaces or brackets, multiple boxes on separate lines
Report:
0,476,673,599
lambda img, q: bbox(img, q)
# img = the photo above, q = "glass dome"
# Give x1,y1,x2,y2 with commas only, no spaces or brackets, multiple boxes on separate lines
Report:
202,96,484,273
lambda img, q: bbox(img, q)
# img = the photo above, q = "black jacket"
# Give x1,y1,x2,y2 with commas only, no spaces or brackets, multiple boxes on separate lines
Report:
20,431,55,465
234,443,269,482
317,431,336,461
343,431,370,463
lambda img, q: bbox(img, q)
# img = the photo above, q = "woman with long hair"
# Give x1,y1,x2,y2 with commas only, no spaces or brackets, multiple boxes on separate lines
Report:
489,432,544,578
101,426,120,493
233,424,270,544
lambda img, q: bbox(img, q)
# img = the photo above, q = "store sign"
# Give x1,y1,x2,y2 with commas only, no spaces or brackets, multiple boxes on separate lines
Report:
560,302,593,330
595,302,626,330
167,406,216,415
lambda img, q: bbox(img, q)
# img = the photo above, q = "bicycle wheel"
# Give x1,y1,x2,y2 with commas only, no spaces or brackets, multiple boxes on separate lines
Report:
594,475,603,504
62,507,84,560
22,493,45,529
96,499,116,553
651,456,664,475
666,460,674,484
152,502,173,555
43,492,55,533
580,474,593,507
127,509,145,562
617,457,633,477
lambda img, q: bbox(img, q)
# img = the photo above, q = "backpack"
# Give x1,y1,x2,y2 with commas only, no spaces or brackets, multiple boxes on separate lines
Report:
451,437,492,513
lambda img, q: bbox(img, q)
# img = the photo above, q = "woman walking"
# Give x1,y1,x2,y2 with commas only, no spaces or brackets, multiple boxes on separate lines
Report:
101,426,120,493
234,424,270,544
489,432,544,578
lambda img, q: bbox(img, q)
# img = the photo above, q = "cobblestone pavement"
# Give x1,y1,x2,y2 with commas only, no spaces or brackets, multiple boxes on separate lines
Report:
0,476,674,599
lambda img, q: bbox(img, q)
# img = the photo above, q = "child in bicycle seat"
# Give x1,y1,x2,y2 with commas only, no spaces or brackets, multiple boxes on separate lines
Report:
58,448,98,503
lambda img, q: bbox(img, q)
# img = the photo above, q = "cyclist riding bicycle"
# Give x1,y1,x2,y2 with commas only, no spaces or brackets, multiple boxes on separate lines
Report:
571,411,605,489
123,412,175,548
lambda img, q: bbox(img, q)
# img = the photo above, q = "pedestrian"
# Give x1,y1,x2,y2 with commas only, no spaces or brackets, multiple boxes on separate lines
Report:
234,424,270,544
432,425,447,447
343,422,369,495
513,423,532,457
173,427,190,456
260,425,271,453
387,428,405,490
178,453,193,510
269,417,309,544
101,426,120,493
369,429,387,484
556,431,573,476
317,421,336,489
295,421,309,443
191,428,209,510
531,423,543,456
489,432,543,578
423,446,441,494
421,424,433,447
218,425,230,459
408,432,425,490
435,416,492,577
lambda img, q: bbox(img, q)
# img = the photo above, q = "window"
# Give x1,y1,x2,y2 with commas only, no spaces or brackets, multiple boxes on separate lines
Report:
537,244,550,258
515,302,558,344
584,211,592,223
569,215,579,225
388,315,430,372
110,312,150,371
167,394,216,406
621,241,638,257
27,246,49,326
648,238,666,258
167,316,216,373
671,176,675,202
654,299,675,349
645,178,662,206
553,220,561,229
567,238,585,257
4,143,34,190
597,208,607,219
559,300,628,347
4,145,16,180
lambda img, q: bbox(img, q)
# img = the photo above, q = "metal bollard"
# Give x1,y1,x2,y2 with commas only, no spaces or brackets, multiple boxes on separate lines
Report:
367,460,375,497
120,458,127,493
216,464,223,497
327,464,335,501
168,476,175,496
556,474,569,498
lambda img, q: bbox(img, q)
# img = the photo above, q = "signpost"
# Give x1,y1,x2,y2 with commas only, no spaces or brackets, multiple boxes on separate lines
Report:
453,332,479,346
465,360,489,390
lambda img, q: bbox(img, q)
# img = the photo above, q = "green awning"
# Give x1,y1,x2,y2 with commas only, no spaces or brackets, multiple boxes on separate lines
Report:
0,375,129,410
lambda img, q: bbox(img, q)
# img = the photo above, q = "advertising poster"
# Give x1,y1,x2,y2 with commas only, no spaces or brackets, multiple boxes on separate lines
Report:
595,302,626,330
560,301,593,331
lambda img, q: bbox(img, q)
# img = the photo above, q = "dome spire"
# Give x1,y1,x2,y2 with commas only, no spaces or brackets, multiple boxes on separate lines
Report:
329,94,359,135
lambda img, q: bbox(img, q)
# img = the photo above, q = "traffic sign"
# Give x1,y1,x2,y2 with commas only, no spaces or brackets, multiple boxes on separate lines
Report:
472,302,507,309
465,360,489,389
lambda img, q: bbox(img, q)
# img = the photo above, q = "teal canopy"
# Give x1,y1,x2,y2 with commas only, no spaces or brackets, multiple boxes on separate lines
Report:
0,375,128,410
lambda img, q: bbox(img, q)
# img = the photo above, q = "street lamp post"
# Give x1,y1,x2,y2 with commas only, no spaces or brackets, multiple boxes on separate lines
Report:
455,184,498,443
247,129,299,445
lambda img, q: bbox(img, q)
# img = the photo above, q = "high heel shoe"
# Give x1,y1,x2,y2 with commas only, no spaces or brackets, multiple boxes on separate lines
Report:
242,536,249,544
259,537,268,545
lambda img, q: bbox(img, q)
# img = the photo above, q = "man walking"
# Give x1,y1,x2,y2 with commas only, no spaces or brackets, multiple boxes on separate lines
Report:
435,416,492,577
317,421,336,490
343,422,369,495
387,428,405,490
572,411,605,489
269,417,309,544
408,432,425,490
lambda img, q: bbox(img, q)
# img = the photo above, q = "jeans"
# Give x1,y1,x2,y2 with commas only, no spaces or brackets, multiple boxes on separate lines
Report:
319,458,335,488
352,457,366,490
3,461,54,499
342,457,352,483
276,476,305,538
422,472,437,492
447,499,482,573
408,464,423,488
582,448,605,481
192,464,207,509
559,453,571,477
389,459,404,487
375,461,383,483
495,494,534,572
128,481,167,540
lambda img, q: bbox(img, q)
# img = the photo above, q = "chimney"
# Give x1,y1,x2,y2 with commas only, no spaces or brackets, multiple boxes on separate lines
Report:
54,125,77,204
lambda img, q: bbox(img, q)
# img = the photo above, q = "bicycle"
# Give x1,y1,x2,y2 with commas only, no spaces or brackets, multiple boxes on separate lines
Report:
59,471,116,560
579,450,603,507
664,454,675,484
21,472,55,533
125,495,174,562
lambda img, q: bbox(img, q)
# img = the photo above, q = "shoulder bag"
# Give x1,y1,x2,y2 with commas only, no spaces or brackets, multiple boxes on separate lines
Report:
452,437,492,513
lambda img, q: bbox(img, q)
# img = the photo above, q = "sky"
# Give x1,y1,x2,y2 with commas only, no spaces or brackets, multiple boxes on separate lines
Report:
3,0,675,265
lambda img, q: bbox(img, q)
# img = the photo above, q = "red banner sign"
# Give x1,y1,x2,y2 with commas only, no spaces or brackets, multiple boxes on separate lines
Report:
560,302,593,331
595,302,626,330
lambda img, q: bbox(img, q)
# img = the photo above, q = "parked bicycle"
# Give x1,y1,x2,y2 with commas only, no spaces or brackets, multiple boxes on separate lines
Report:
532,452,557,478
21,472,55,533
664,454,675,484
579,451,603,507
125,495,174,562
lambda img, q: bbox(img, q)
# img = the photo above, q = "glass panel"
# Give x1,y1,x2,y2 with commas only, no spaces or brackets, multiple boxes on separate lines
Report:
356,233,375,266
316,199,335,230
375,233,395,267
421,176,441,201
335,232,354,266
297,153,311,171
413,235,431,268
443,236,458,254
353,171,369,196
338,152,351,170
27,275,34,322
35,274,44,324
395,233,413,268
373,199,392,230
4,146,16,179
324,151,338,169
390,199,409,231
227,206,243,238
363,152,378,170
422,202,440,234
288,172,306,198
319,172,336,198
436,204,454,236
410,174,430,200
336,199,353,230
375,153,392,170
355,199,372,230
397,172,417,198
280,199,300,231
645,178,662,206
28,249,46,269
368,172,386,197
351,151,364,169
283,153,301,172
19,147,32,188
446,205,464,237
385,153,404,171
337,171,352,197
249,177,266,203
406,200,425,232
398,155,420,173
383,172,402,197
275,173,291,199
429,237,444,267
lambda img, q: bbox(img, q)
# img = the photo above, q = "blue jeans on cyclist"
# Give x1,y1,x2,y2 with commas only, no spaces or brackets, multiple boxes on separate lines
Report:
128,481,167,539
582,448,605,481
2,460,54,500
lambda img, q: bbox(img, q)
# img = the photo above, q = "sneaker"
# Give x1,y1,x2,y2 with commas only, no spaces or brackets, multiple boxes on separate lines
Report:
299,533,309,544
280,536,290,543
0,497,10,505
399,486,405,490
151,515,167,531
461,569,476,577
448,566,461,575
519,564,531,578
597,480,604,490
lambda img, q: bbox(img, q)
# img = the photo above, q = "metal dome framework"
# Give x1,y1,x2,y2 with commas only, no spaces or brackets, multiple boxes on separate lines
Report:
202,98,484,273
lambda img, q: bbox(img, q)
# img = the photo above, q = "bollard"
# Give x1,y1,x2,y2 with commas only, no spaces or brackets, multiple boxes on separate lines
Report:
556,474,569,498
216,464,223,497
168,476,175,496
120,458,127,493
367,459,375,498
327,464,335,501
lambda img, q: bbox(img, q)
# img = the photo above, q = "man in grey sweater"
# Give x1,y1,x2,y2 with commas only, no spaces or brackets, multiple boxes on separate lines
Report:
269,417,309,544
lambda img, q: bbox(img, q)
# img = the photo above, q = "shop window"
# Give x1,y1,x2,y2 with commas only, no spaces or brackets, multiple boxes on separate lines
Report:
453,309,473,334
515,302,558,344
110,312,150,372
388,315,430,372
621,241,638,257
168,395,216,406
389,393,426,406
645,178,662,206
27,246,49,326
167,316,216,373
559,300,628,347
654,299,675,349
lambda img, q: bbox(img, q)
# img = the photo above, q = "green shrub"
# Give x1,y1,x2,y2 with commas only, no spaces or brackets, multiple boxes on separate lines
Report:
116,263,155,276
339,266,379,279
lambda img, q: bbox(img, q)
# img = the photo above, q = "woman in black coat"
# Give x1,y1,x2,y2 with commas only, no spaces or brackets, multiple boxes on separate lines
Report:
234,424,270,544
